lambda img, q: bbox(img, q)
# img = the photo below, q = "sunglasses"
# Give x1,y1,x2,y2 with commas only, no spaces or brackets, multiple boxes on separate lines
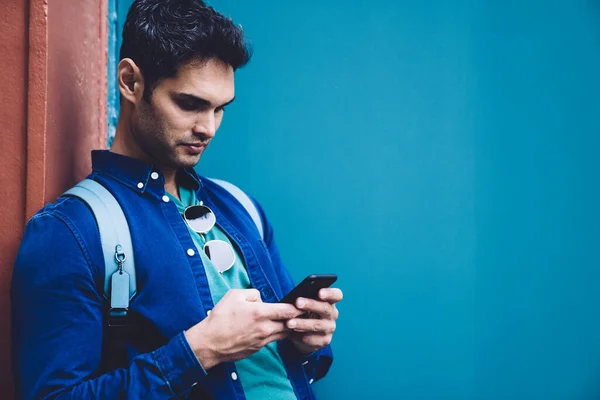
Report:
183,204,236,273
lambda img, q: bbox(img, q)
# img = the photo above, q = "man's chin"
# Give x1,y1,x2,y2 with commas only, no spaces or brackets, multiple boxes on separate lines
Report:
164,146,205,169
159,152,200,170
176,154,202,169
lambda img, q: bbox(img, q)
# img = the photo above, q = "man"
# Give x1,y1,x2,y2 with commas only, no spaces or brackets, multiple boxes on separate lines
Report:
11,1,342,398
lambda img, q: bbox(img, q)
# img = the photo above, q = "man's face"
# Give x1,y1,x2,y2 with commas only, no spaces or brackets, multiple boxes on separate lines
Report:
131,58,235,170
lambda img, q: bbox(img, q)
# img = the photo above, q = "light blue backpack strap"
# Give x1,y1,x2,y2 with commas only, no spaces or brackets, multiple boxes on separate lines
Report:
208,178,264,239
63,179,137,316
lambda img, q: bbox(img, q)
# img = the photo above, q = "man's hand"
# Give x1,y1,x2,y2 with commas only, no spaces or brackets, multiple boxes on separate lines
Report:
185,289,303,369
287,288,343,355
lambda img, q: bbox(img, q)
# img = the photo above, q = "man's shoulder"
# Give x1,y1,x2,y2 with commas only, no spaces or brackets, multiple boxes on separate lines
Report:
15,191,104,296
30,192,96,228
24,189,101,256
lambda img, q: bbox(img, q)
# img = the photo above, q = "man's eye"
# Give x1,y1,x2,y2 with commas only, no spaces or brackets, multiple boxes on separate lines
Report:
216,106,227,113
178,100,197,111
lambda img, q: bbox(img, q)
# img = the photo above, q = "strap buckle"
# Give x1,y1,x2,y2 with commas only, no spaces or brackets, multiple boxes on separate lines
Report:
108,308,129,327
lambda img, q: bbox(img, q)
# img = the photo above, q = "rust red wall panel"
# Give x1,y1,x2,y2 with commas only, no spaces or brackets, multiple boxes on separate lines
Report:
46,0,107,203
0,0,29,396
25,0,49,221
0,0,107,396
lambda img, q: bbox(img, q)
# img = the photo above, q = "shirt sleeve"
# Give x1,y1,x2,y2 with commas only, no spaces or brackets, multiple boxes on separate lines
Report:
11,212,207,399
299,346,334,384
250,197,334,383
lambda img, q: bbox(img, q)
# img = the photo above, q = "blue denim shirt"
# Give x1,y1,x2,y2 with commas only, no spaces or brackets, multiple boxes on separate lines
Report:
11,150,333,400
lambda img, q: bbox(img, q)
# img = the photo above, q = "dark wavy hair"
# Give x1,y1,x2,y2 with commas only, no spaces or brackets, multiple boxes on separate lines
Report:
120,0,251,101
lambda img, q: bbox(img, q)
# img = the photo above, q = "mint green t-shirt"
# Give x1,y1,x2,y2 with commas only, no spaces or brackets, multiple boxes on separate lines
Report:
167,186,297,400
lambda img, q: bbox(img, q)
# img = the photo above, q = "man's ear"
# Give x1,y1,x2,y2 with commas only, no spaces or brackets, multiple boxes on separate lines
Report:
118,58,145,104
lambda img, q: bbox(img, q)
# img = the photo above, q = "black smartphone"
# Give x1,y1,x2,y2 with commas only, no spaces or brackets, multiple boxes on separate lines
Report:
279,274,338,304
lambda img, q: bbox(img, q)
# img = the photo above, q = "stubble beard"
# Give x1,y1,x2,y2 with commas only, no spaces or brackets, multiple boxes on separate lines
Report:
133,101,199,170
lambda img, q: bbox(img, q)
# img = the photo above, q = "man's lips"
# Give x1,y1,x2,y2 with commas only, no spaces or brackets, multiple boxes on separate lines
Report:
181,142,208,154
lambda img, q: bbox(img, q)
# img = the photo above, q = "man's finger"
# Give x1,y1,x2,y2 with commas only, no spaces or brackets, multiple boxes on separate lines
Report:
261,303,304,320
259,321,289,338
287,318,335,334
318,288,343,304
290,332,332,349
296,297,335,319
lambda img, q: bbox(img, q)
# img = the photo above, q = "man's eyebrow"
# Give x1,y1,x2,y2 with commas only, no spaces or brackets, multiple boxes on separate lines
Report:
176,92,236,108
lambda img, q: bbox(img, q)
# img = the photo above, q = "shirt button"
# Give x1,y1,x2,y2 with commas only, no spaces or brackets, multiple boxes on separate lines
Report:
206,310,211,315
151,172,160,180
309,378,314,384
187,248,195,257
231,372,238,381
137,182,144,189
162,195,170,203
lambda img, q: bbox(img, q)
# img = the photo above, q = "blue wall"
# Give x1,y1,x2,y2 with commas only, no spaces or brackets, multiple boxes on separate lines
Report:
113,1,600,398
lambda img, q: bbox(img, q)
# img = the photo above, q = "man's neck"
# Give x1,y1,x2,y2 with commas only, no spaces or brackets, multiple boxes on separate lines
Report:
112,118,181,201
163,169,180,201
111,118,152,165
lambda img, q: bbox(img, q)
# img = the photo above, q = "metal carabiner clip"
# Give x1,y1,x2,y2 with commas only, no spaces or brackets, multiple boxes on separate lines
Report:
114,244,127,273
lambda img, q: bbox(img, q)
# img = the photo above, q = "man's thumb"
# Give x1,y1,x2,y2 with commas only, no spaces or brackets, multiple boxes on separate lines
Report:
244,288,262,303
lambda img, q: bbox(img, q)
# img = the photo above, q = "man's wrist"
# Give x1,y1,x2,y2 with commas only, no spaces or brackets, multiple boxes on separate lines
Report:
184,326,220,370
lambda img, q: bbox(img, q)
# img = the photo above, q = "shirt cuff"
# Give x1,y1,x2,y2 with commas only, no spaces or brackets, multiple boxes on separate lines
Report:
152,331,208,395
300,345,333,383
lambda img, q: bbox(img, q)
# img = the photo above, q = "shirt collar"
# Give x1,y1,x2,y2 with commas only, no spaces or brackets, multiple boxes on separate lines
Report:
91,150,203,194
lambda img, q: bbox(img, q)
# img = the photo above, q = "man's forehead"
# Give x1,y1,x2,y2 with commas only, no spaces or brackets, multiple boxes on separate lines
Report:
167,59,235,99
176,59,234,83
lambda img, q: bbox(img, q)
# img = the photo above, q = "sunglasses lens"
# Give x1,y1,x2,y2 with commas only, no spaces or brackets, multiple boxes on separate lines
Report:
204,240,236,273
184,205,216,233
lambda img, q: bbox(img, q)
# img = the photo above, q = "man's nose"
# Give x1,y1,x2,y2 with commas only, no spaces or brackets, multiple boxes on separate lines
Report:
193,113,216,139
